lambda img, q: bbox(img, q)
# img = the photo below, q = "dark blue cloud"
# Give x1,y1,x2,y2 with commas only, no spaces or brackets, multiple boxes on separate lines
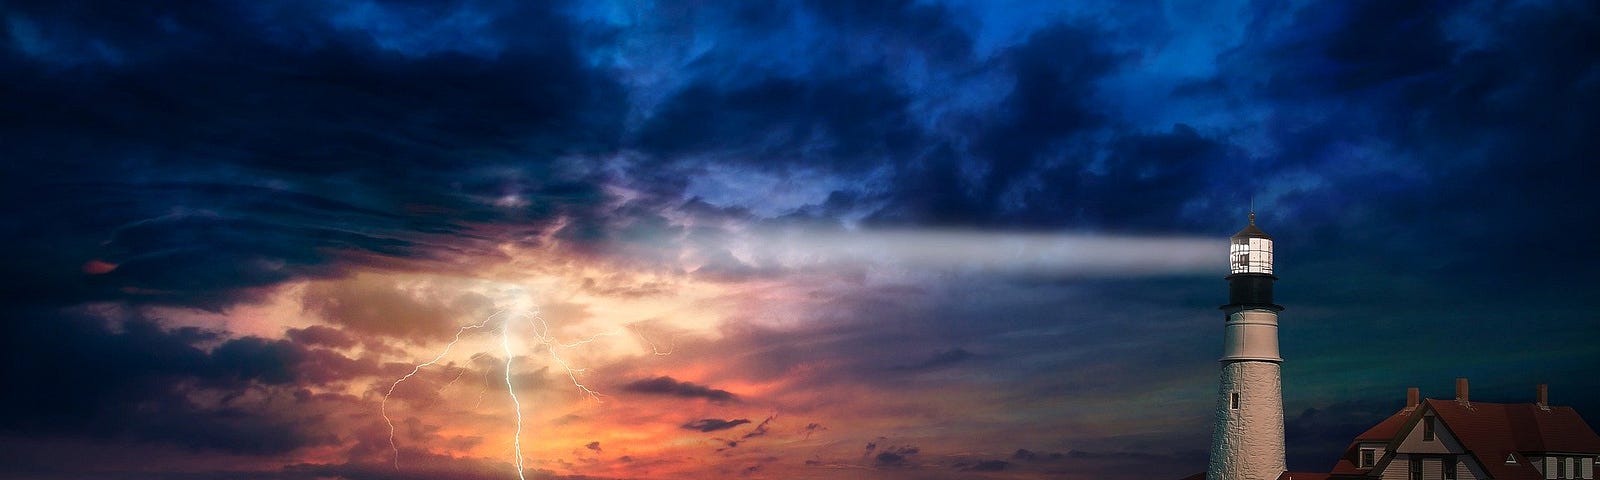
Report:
0,307,369,455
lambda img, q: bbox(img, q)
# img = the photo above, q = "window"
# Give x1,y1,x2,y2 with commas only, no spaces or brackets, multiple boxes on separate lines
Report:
1231,392,1240,410
1507,454,1518,465
1560,457,1570,479
1423,417,1435,441
1444,456,1457,480
1360,449,1377,468
1410,458,1422,480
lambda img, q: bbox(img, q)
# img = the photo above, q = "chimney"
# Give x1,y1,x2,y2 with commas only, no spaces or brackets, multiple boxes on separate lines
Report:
1406,387,1420,409
1537,384,1549,408
1455,378,1469,403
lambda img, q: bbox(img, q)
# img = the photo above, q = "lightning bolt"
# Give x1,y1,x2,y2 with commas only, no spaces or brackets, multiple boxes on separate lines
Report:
626,323,677,356
503,311,527,480
528,311,608,401
381,304,672,479
382,310,500,470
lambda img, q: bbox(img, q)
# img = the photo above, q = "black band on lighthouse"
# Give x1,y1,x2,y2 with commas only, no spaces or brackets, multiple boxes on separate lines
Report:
1221,272,1282,312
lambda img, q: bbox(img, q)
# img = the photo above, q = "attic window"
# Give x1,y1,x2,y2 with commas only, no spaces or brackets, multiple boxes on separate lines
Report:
1359,449,1376,468
1423,417,1435,441
1505,454,1517,465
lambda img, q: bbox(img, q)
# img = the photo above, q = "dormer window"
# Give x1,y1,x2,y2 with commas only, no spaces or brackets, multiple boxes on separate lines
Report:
1505,454,1517,465
1360,448,1377,468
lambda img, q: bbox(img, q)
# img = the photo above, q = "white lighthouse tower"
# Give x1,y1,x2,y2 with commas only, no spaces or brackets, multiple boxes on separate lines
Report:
1206,212,1286,480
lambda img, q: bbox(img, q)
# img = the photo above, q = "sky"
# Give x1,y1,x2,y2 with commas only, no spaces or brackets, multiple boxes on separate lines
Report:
2,1,1597,479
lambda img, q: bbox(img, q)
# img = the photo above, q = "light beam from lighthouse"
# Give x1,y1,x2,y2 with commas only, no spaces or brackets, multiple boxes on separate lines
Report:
1206,211,1286,480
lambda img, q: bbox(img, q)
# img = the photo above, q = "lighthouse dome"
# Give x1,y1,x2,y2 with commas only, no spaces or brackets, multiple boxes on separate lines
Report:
1231,212,1271,240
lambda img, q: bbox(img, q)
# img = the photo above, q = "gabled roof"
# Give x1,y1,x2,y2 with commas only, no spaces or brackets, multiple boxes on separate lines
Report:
1329,407,1418,475
1325,398,1600,480
1427,399,1600,480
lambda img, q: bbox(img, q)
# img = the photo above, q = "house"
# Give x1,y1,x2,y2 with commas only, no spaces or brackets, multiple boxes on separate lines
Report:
1281,379,1600,480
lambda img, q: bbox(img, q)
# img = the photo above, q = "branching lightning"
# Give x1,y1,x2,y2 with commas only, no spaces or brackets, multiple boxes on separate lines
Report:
381,303,671,479
382,311,498,470
529,312,608,401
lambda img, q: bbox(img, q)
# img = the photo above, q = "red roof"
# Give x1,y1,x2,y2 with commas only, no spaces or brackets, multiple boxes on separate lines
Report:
1355,408,1416,441
1428,399,1600,480
1329,407,1419,475
1323,399,1600,480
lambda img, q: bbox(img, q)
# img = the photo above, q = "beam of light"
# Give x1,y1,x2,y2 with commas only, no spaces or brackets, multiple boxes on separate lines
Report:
382,310,502,470
733,228,1226,276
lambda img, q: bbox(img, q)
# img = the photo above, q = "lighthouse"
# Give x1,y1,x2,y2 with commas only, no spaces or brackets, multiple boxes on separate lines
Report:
1206,212,1286,480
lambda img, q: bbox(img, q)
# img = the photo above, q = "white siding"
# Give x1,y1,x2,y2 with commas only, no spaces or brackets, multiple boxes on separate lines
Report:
1423,457,1442,480
1377,455,1478,480
1356,442,1387,470
1382,454,1412,480
1397,414,1466,454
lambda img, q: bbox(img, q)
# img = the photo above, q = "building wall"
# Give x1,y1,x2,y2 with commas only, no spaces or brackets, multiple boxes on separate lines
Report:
1545,455,1598,479
1396,413,1465,455
1378,454,1479,480
1380,454,1409,480
1376,454,1472,480
1207,360,1285,480
1221,309,1281,360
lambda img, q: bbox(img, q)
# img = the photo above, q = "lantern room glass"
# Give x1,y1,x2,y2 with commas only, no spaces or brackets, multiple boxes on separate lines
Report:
1230,237,1273,274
